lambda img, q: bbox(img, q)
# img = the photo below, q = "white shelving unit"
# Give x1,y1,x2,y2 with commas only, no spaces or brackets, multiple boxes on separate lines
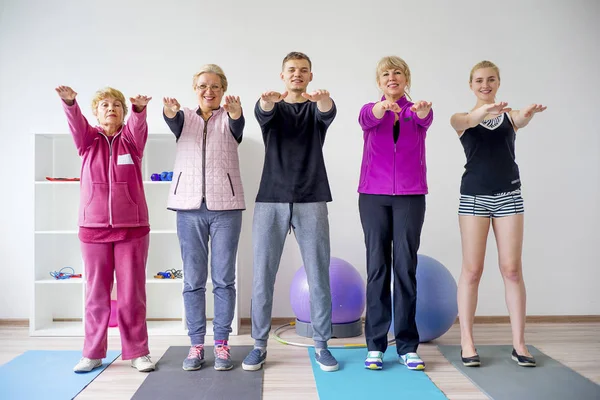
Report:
32,132,239,337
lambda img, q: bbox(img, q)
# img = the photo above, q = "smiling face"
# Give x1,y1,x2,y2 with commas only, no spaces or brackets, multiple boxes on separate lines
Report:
281,58,313,93
194,72,224,112
470,67,500,102
375,56,412,101
378,68,408,99
94,96,124,126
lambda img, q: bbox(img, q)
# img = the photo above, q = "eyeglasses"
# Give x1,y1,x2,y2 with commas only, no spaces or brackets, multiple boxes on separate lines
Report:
196,84,223,92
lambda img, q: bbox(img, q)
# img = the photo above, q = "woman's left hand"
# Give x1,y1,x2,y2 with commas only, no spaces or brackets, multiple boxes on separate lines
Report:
410,100,432,118
130,95,153,110
522,103,547,118
224,95,242,119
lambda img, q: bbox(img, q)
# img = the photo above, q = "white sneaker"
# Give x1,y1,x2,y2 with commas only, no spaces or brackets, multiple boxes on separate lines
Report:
73,357,102,373
131,355,155,372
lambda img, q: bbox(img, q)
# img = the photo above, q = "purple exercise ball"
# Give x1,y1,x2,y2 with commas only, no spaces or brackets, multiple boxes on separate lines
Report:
290,257,366,324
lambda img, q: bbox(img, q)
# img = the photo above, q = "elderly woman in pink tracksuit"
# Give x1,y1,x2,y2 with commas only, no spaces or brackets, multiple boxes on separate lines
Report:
55,85,155,373
358,56,434,371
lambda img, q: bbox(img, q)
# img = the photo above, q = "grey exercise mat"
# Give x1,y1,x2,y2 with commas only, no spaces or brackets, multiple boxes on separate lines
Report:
132,346,263,400
438,345,600,400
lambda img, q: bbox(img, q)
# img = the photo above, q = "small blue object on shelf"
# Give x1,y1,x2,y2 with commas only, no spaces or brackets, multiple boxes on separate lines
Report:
151,172,173,181
50,266,81,280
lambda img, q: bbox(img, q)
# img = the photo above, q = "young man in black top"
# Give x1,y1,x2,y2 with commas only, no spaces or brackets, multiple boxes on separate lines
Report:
242,52,339,372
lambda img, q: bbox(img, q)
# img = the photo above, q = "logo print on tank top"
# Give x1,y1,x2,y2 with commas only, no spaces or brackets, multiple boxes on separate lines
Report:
480,113,504,130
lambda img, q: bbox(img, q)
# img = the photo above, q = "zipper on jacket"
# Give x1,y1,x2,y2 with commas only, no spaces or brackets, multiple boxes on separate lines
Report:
393,142,397,195
227,173,235,196
174,171,182,195
101,130,122,226
202,116,212,202
393,117,399,195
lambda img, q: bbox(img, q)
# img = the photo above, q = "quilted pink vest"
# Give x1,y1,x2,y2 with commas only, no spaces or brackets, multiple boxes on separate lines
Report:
167,107,245,211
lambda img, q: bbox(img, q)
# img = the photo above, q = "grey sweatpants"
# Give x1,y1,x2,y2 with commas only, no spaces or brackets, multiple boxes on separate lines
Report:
251,202,332,348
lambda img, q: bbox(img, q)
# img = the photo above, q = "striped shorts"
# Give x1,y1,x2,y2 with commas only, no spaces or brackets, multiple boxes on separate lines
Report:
458,189,524,218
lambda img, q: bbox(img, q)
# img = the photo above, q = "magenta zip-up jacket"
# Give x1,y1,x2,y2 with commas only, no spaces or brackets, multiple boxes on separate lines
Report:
357,95,433,195
62,100,150,228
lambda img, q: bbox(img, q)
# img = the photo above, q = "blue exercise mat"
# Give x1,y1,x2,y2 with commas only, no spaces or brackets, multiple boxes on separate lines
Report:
308,347,448,399
0,350,120,400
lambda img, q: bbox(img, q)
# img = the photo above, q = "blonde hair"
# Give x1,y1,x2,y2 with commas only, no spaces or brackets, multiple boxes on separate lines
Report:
469,60,500,83
192,64,228,92
91,87,128,117
376,56,412,99
282,51,312,70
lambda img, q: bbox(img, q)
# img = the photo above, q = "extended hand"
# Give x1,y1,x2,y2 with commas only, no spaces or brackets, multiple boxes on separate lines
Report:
163,97,181,113
301,89,330,102
130,95,152,108
261,91,288,103
55,86,77,102
522,103,547,118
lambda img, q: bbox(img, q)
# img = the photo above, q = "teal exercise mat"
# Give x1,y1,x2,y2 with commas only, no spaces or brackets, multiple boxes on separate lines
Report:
308,347,448,399
438,345,600,400
131,346,263,400
0,350,120,400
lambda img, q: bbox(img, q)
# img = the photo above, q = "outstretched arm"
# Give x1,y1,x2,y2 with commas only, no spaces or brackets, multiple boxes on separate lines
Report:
510,104,547,130
55,85,97,155
450,102,512,134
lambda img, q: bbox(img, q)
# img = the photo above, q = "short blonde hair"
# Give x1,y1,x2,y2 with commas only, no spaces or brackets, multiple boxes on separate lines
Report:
470,60,500,83
376,56,412,98
192,64,228,92
91,87,128,117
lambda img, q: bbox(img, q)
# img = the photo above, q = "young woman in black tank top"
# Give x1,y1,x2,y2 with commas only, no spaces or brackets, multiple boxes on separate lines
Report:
450,61,546,368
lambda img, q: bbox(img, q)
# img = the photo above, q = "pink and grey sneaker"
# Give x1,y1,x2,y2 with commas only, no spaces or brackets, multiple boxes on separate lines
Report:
182,345,205,371
214,344,233,371
399,352,425,370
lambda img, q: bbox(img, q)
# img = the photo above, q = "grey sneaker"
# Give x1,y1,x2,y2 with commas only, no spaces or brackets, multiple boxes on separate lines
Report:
315,349,339,372
73,357,102,373
242,348,267,371
214,344,233,371
182,345,205,371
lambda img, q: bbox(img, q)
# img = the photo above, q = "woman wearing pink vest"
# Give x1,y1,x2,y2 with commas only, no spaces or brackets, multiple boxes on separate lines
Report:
163,64,246,372
55,85,155,373
357,56,434,371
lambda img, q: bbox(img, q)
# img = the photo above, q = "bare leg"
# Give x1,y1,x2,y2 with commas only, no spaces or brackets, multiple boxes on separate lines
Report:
458,216,490,357
492,214,531,357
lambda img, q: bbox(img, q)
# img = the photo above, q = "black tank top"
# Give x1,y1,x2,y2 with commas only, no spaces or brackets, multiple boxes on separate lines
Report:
459,113,521,195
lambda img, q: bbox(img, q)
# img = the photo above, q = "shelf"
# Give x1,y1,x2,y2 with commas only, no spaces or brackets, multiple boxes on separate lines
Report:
35,230,78,234
35,279,83,285
35,181,79,185
30,321,84,337
146,279,183,284
32,131,239,337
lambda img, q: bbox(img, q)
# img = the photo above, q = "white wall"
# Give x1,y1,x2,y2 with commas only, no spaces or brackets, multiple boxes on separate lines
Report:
1,0,598,319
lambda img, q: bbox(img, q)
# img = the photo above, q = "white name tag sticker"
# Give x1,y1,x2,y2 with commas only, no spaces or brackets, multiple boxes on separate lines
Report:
117,154,134,165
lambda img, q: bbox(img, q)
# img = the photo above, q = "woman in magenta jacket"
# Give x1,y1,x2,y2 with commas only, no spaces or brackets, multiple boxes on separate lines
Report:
55,85,155,374
358,56,433,371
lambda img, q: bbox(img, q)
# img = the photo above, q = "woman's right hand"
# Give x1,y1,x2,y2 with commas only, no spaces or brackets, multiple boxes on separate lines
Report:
372,99,401,119
163,97,181,113
479,101,511,116
379,100,402,113
55,86,77,105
